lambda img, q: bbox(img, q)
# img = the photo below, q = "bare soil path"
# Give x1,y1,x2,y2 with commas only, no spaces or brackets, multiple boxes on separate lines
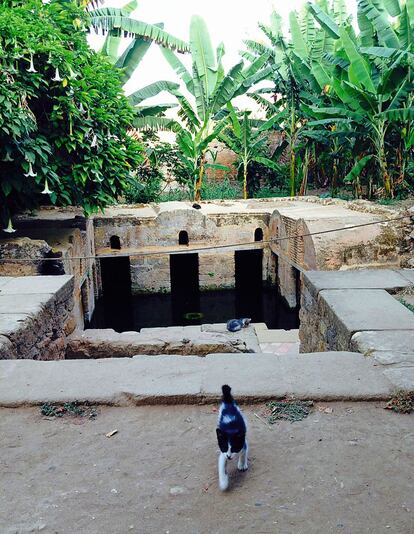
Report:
1,403,413,534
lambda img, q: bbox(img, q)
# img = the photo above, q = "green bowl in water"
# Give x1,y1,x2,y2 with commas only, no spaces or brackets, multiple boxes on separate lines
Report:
183,312,204,321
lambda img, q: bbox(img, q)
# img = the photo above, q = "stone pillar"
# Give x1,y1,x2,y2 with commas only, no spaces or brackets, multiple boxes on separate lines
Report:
277,257,298,308
130,254,171,294
199,251,235,290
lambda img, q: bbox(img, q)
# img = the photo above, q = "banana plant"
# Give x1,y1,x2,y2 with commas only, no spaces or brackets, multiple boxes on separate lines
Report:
219,104,283,199
307,0,414,197
77,0,189,126
139,15,272,201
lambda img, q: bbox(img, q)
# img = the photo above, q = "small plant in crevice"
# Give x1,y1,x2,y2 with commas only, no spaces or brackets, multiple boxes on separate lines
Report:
385,391,414,414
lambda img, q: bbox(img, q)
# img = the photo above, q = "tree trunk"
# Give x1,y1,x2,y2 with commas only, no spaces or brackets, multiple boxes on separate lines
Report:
290,148,296,197
243,162,248,200
194,156,205,202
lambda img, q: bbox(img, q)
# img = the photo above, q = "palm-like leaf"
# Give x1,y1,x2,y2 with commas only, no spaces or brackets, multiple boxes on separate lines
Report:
343,155,374,182
89,8,189,52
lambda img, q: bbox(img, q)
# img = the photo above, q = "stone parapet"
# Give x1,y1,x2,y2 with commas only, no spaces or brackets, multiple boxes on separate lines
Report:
0,275,75,360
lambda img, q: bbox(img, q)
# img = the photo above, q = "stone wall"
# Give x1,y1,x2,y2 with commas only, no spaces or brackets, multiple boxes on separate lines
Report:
299,270,414,353
94,205,271,294
199,251,235,290
4,209,97,329
0,275,75,360
130,254,171,294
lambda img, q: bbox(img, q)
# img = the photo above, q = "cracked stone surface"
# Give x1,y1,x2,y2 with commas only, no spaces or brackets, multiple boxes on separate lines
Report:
66,327,258,358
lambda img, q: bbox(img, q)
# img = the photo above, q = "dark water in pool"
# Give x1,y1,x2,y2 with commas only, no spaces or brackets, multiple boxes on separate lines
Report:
88,287,299,333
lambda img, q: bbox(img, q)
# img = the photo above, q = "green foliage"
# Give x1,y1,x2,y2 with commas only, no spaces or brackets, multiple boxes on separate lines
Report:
0,0,143,228
200,178,242,200
125,138,193,203
245,0,414,200
135,15,270,201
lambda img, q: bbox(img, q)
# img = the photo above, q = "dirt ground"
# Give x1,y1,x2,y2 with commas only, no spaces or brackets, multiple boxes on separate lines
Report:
0,403,413,534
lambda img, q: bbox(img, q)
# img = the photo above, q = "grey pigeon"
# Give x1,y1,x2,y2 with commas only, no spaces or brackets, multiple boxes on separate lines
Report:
226,318,251,332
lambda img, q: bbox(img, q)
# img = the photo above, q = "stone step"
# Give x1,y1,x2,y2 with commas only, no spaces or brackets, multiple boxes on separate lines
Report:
256,329,299,343
0,351,401,407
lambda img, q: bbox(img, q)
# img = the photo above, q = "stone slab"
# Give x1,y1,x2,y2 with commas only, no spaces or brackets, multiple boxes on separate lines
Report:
256,329,299,343
0,275,73,295
0,279,12,290
252,323,268,332
139,326,202,335
0,351,395,406
398,270,414,285
304,269,411,295
67,328,254,358
0,314,31,336
201,352,393,401
351,330,414,366
351,330,414,355
383,367,414,391
0,293,49,316
320,289,414,333
201,323,261,353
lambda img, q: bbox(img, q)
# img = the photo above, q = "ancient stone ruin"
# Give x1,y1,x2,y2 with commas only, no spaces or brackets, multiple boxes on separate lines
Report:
0,197,413,361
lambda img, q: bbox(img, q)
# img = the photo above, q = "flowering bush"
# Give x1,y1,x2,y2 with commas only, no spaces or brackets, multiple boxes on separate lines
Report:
0,0,143,230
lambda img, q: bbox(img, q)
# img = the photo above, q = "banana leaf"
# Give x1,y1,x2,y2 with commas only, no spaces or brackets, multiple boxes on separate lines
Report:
128,81,180,106
306,2,340,39
343,155,374,182
115,38,152,85
358,0,400,48
190,15,217,100
89,9,189,52
339,27,376,93
289,11,308,59
161,49,194,95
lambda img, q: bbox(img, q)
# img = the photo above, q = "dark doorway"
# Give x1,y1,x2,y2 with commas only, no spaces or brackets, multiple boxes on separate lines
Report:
110,235,121,250
170,253,199,323
235,249,263,318
178,231,189,245
254,228,263,242
98,256,132,331
235,249,263,290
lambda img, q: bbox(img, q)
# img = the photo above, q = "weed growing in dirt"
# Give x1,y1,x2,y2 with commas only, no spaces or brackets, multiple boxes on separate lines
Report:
265,399,314,423
385,391,414,414
40,401,98,419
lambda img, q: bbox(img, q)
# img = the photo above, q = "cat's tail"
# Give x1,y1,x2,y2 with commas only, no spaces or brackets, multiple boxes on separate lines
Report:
221,384,233,404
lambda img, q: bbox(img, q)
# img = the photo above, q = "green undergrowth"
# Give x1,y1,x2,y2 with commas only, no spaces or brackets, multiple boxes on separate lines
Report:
265,399,314,423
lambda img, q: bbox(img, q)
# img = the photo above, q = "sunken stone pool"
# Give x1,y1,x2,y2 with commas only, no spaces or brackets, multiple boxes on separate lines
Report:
88,287,299,333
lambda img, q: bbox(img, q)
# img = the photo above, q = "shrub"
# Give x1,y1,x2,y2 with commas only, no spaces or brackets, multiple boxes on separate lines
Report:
0,0,143,229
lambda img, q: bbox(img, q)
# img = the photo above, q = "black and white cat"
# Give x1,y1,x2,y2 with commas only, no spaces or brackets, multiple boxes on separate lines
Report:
216,385,248,491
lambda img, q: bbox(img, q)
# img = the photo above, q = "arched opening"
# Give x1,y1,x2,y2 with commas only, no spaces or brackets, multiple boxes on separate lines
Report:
179,230,189,245
110,235,121,250
254,228,263,242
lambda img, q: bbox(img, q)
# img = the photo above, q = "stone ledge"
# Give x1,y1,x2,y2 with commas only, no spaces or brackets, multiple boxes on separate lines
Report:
351,331,414,367
0,351,397,407
320,289,414,334
304,269,411,298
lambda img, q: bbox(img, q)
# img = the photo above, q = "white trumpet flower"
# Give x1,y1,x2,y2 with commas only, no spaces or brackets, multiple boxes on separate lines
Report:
79,102,86,114
41,179,53,195
68,66,78,79
2,152,13,162
52,67,62,82
3,218,16,233
90,134,98,148
24,162,37,178
27,54,37,73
